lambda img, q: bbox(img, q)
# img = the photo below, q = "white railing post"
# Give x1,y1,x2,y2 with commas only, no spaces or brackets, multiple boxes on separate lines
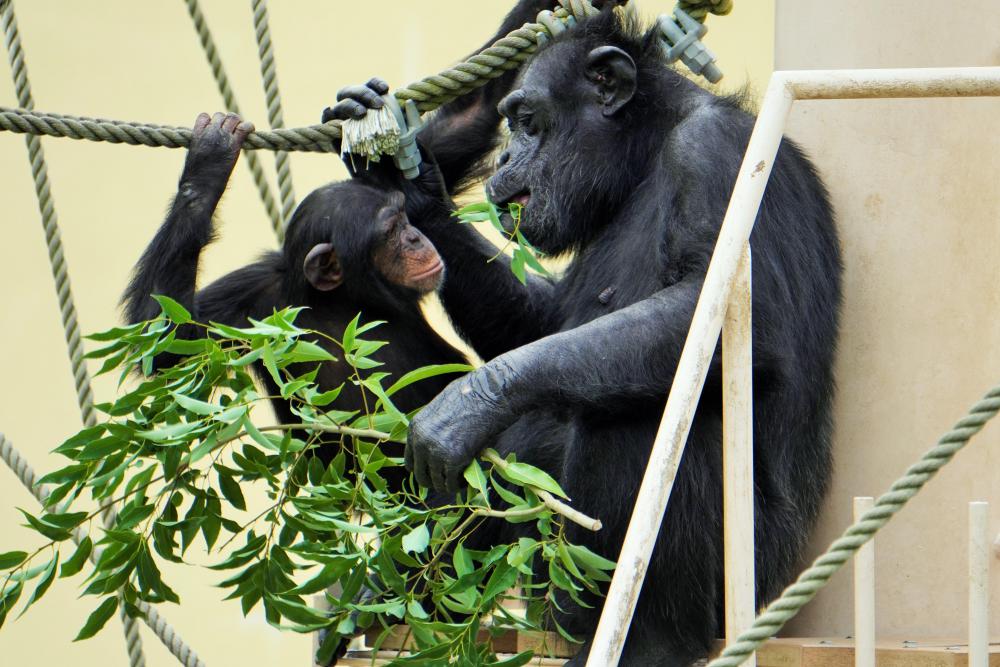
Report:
585,74,795,667
723,244,756,663
968,501,989,667
853,496,875,667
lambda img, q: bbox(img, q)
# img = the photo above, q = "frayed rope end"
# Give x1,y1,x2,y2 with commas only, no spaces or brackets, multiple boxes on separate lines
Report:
340,104,401,164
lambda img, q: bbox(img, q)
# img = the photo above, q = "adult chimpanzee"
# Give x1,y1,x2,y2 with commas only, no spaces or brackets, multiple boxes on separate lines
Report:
387,8,842,667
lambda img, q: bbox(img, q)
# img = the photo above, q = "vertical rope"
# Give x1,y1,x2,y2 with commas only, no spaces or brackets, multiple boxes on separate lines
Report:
250,0,295,227
0,3,147,664
0,433,207,667
182,0,284,242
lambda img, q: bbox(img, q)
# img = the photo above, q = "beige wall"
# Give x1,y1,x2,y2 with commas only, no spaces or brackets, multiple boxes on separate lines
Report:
0,2,772,665
776,0,1000,640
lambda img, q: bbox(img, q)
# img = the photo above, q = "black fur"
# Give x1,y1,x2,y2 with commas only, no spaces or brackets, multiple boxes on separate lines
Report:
405,9,842,666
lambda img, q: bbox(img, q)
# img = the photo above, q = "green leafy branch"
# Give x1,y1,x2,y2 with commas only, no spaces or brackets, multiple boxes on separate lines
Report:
0,299,612,666
455,201,551,285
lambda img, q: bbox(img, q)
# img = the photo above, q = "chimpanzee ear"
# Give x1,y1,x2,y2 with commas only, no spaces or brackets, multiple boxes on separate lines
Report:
585,46,637,117
303,243,344,291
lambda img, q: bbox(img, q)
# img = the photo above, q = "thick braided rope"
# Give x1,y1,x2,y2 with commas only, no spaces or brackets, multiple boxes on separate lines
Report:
708,383,1000,667
183,0,283,241
0,432,206,667
678,0,733,22
0,107,340,151
0,1,597,152
251,0,296,227
1,2,147,663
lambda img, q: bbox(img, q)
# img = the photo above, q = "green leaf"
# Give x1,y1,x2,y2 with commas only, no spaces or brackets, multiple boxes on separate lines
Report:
401,524,430,555
151,295,192,324
0,581,24,630
385,363,473,397
488,651,535,667
463,460,489,500
173,392,222,415
73,596,119,641
61,537,93,578
495,458,568,499
481,558,518,603
0,551,28,570
565,543,617,572
510,250,527,285
342,313,361,353
286,340,336,363
19,553,58,616
19,509,71,541
218,473,247,511
116,504,156,530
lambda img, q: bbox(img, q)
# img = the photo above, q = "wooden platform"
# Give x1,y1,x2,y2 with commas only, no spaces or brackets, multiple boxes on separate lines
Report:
335,635,1000,666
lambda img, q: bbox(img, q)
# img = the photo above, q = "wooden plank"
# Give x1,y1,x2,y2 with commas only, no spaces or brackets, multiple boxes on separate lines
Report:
335,635,1000,666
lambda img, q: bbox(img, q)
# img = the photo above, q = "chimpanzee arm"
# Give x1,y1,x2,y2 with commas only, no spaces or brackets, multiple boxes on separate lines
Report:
122,113,254,360
417,0,559,194
413,188,560,361
405,277,725,491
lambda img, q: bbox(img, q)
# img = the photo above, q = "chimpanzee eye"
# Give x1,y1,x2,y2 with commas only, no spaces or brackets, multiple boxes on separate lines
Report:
518,111,537,136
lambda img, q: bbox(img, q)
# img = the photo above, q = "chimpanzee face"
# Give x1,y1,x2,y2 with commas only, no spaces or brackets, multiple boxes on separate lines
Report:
488,41,638,255
370,193,444,293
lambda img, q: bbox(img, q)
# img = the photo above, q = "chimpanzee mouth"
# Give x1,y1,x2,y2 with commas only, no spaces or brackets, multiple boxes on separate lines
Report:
411,258,444,282
493,190,531,234
491,187,531,211
508,191,530,208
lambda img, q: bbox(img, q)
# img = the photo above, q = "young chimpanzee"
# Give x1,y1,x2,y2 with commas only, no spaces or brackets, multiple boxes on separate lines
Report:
121,111,466,487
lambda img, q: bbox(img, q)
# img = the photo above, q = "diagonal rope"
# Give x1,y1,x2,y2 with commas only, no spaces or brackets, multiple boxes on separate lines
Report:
182,0,284,241
0,433,206,667
250,0,295,227
0,2,147,664
708,383,1000,667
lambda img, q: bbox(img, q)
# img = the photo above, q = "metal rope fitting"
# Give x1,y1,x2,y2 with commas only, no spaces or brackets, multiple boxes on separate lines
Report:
384,94,423,180
658,7,723,83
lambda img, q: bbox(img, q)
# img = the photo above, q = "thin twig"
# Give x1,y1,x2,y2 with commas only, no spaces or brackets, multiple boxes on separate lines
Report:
482,450,602,532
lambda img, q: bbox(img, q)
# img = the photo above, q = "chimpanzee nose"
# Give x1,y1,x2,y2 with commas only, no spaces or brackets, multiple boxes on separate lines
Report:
405,230,422,245
496,151,511,169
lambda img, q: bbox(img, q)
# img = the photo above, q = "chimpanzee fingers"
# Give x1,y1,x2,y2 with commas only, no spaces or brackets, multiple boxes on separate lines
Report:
445,465,463,496
234,120,255,142
411,443,431,489
336,84,385,110
366,77,390,95
429,459,449,494
193,112,211,133
221,113,241,133
329,99,368,121
210,112,226,128
404,439,415,472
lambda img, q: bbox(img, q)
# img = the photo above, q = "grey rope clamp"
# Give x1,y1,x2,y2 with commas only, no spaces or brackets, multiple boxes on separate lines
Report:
658,7,723,83
384,94,423,180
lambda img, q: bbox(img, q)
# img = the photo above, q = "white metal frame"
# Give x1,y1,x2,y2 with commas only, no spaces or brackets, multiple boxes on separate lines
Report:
586,66,1000,667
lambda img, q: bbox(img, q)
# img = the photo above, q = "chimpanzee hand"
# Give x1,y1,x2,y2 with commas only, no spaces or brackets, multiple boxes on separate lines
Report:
406,360,523,494
323,78,452,212
179,112,254,209
322,77,390,124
